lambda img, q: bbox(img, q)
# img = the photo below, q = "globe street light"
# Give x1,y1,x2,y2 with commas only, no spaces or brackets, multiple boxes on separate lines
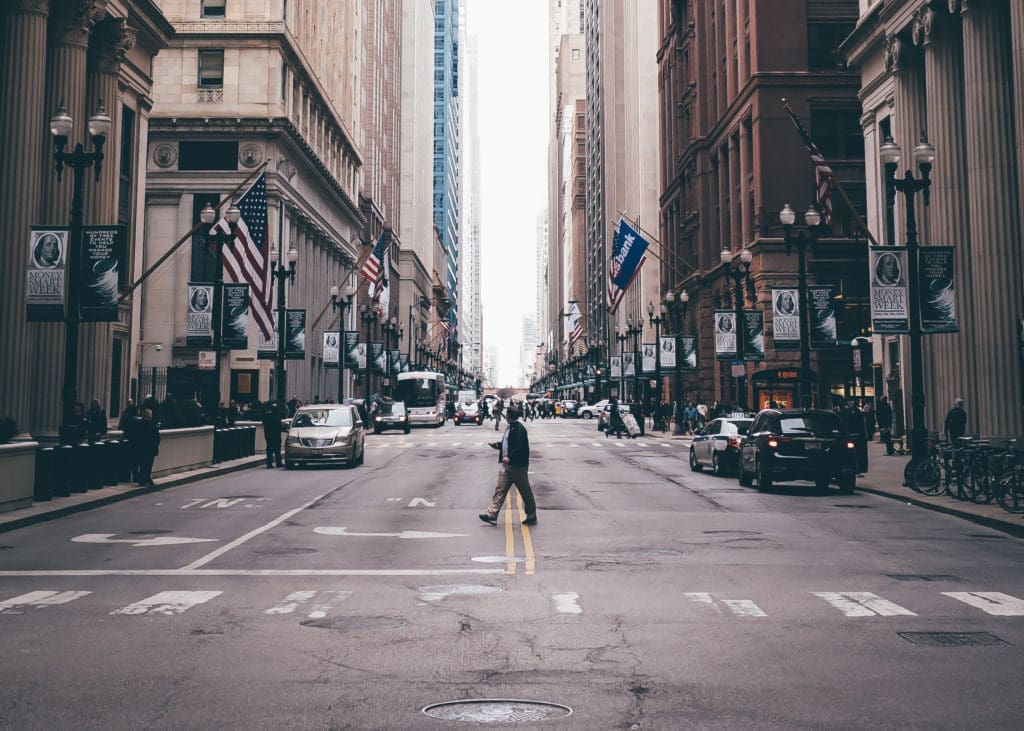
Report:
647,301,667,429
664,288,690,435
270,243,298,405
780,203,824,408
198,199,241,421
720,246,754,411
330,278,357,402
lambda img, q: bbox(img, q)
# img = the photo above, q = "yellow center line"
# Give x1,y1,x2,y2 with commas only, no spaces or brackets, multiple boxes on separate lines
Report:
519,493,536,576
504,490,517,575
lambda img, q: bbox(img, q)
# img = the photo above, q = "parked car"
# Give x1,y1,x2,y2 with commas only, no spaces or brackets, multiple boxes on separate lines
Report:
578,399,609,420
559,400,579,418
285,403,365,469
373,400,411,434
689,417,753,476
597,402,639,432
737,408,856,493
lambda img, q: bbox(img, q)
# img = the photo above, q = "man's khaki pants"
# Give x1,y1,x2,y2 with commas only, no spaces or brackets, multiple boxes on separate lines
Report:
485,464,536,520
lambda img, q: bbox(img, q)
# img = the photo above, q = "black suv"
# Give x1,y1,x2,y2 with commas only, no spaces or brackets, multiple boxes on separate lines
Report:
737,408,856,493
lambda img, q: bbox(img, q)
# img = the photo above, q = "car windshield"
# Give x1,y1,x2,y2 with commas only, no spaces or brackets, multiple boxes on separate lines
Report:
779,414,840,436
292,408,352,428
728,420,753,435
379,402,405,416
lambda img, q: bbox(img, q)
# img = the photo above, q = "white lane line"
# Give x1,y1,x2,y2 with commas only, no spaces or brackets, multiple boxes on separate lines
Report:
111,590,222,616
684,592,720,612
569,443,578,448
425,442,438,448
943,591,1024,616
307,591,351,619
636,442,649,447
814,592,916,617
264,590,317,615
553,592,582,614
0,590,92,614
660,443,672,447
722,599,767,617
614,442,625,448
451,442,461,447
0,568,506,577
591,442,603,447
180,486,342,571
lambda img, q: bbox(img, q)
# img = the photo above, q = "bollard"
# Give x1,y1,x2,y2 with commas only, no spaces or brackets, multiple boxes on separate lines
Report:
102,440,120,486
69,442,90,493
34,447,55,502
245,425,256,457
86,442,104,490
117,439,135,483
212,428,224,464
52,444,74,497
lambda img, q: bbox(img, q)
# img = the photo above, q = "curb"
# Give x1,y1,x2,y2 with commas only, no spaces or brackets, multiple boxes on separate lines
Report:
0,456,264,534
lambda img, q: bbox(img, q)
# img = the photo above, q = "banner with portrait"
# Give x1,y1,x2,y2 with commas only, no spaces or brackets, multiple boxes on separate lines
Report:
352,339,367,370
342,331,360,369
26,226,68,322
610,356,621,378
623,350,636,377
659,336,676,369
187,284,215,347
80,225,126,322
919,246,958,334
680,335,697,370
808,285,839,349
221,283,249,350
257,312,277,360
744,311,765,361
641,343,657,373
869,246,909,333
370,342,386,375
389,349,402,376
284,309,306,360
323,331,340,368
714,310,737,359
771,288,800,351
399,352,410,373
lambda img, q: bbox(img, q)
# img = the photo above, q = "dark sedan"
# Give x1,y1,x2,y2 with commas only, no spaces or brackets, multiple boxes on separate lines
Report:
737,408,856,493
373,401,411,434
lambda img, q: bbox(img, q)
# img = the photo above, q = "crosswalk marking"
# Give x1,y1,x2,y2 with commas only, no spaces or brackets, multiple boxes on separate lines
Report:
614,442,625,448
0,590,91,614
591,442,602,447
111,590,222,616
814,592,916,617
685,592,766,617
942,591,1024,616
264,590,316,614
451,442,461,447
552,592,582,614
636,441,648,447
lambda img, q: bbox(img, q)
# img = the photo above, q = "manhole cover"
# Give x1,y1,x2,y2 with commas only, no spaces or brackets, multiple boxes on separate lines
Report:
300,616,406,631
898,631,1010,647
252,547,316,555
472,556,525,563
422,699,572,723
418,585,503,601
887,574,959,582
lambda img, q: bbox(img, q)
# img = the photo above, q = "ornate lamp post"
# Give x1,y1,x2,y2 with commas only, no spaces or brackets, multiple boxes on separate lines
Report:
647,301,666,424
198,200,241,420
627,317,642,403
329,279,357,402
270,243,298,405
664,289,690,435
382,316,403,396
780,203,824,408
49,101,112,439
358,303,379,401
720,246,753,411
615,327,628,399
881,132,936,466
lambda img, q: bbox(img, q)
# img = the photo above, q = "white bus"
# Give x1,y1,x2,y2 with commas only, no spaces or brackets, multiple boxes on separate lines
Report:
395,371,446,427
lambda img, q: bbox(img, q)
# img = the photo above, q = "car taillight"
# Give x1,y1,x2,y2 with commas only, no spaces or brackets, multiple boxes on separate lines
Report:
846,441,856,449
767,438,779,448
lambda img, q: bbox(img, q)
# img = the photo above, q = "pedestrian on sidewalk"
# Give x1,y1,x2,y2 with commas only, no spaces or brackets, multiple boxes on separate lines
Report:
85,399,107,442
134,408,161,486
262,400,287,468
479,405,536,526
493,397,504,431
944,398,968,443
876,395,894,455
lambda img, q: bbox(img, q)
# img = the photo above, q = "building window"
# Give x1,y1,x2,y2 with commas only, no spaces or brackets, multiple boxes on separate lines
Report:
198,49,224,88
809,107,863,160
808,23,855,71
201,0,226,18
571,48,581,60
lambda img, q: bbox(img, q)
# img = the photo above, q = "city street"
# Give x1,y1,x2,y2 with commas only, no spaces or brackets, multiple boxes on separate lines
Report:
2,416,1023,729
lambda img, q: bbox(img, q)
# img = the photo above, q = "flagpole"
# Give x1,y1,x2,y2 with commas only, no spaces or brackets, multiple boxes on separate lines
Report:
613,212,699,282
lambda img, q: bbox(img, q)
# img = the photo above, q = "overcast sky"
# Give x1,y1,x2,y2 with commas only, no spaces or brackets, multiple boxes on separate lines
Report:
466,0,548,386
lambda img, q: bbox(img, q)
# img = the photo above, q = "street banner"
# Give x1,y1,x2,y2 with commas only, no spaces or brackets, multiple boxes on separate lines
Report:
390,349,402,376
809,285,839,349
680,335,697,370
623,350,636,377
284,308,306,359
660,336,676,369
187,284,215,347
610,218,651,289
370,342,386,375
771,287,800,351
399,352,410,373
80,225,126,322
610,356,621,378
353,340,367,370
744,310,765,361
714,310,737,360
919,246,958,333
323,331,340,368
221,283,249,350
641,343,657,373
342,331,360,369
257,311,277,360
869,246,909,333
26,226,68,322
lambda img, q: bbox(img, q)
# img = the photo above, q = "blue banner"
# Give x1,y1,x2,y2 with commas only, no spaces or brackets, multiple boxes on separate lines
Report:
610,218,650,289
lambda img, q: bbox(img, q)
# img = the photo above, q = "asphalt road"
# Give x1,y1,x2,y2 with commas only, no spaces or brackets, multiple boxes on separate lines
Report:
1,416,1022,729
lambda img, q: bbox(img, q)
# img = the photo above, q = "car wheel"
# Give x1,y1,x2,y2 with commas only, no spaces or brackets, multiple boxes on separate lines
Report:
815,477,831,490
838,475,855,494
404,427,411,435
284,461,295,471
757,458,772,492
373,427,381,435
689,448,703,472
583,412,593,419
738,459,753,487
711,452,722,477
356,442,365,466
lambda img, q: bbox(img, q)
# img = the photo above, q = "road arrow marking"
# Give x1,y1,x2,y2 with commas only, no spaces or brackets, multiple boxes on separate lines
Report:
408,497,436,507
553,592,582,614
314,527,467,539
72,533,219,548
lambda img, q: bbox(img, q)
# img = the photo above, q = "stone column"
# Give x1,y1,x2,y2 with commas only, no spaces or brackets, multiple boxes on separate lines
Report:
1011,0,1024,239
735,0,747,86
32,0,105,436
0,0,49,436
916,7,979,432
723,0,736,103
960,0,1024,437
728,133,740,250
738,122,751,246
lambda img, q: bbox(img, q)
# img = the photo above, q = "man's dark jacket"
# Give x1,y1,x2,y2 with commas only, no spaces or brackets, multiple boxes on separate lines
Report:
499,420,530,467
262,406,286,444
134,418,161,455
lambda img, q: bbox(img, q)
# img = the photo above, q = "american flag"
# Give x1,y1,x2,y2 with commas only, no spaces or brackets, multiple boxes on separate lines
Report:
784,101,834,225
607,223,647,314
360,229,391,285
567,302,583,353
213,173,273,339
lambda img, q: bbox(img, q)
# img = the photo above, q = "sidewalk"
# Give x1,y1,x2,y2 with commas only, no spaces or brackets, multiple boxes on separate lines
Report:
0,454,264,534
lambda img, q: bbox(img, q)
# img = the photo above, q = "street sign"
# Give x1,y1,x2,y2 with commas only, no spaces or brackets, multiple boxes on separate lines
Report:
198,350,216,370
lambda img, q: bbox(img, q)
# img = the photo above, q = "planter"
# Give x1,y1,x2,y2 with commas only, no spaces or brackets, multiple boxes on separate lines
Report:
0,441,40,513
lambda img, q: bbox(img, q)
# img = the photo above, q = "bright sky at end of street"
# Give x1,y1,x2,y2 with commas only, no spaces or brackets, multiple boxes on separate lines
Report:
467,0,547,387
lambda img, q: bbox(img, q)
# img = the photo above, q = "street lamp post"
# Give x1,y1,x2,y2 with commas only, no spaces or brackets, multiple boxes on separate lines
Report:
330,279,357,402
382,316,402,396
647,301,666,427
198,200,241,421
780,203,824,408
359,304,379,402
665,289,690,435
615,328,627,399
270,244,298,405
49,101,112,439
720,247,753,411
627,317,642,404
881,132,936,466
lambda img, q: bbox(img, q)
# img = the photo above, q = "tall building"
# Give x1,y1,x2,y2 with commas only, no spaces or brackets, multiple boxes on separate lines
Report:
0,0,174,437
657,0,865,411
520,316,538,388
433,0,461,353
460,21,482,377
842,0,1024,438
